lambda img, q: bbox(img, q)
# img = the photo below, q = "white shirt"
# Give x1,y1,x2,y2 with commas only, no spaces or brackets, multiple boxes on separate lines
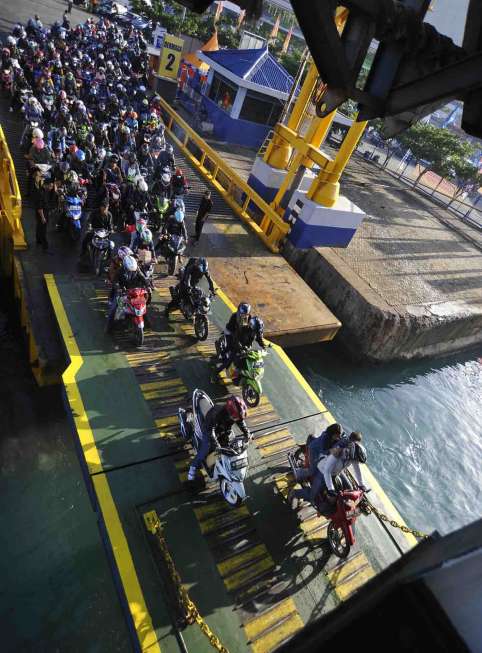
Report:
317,452,364,492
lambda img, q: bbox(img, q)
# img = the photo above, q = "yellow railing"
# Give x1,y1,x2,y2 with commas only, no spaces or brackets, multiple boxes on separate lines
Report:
157,97,290,253
0,123,25,249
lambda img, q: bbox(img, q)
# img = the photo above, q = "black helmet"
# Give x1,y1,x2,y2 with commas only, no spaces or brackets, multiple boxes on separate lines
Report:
348,441,367,464
236,302,251,326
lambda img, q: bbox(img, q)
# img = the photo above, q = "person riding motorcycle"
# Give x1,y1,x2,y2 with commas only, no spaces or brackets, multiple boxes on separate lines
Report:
137,142,153,172
295,423,346,482
106,255,148,332
80,199,113,257
215,303,268,374
171,167,188,197
165,257,215,318
289,432,368,512
159,207,188,245
186,396,251,484
132,226,156,261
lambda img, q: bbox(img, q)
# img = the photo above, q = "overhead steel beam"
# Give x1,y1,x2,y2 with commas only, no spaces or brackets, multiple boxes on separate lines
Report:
386,52,482,115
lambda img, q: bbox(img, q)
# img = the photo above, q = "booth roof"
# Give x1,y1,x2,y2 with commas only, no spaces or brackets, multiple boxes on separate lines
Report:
200,47,294,95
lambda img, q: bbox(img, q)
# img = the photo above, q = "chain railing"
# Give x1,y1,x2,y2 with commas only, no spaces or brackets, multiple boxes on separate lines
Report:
364,501,429,540
143,511,230,653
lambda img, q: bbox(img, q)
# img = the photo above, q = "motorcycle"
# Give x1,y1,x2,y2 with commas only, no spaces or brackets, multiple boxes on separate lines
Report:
161,233,185,276
41,93,54,121
215,336,268,407
326,488,368,559
105,182,122,229
178,389,250,506
154,166,172,200
169,284,213,341
287,445,369,559
88,228,114,276
112,287,148,346
61,193,83,241
136,248,154,303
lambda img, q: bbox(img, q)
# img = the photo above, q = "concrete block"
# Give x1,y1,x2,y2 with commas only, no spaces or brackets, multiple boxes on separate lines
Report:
285,190,366,248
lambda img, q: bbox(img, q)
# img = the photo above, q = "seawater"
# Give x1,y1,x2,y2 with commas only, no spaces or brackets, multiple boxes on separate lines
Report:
289,342,482,536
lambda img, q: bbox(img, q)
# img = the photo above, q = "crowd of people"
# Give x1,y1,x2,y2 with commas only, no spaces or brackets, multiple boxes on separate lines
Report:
1,10,368,506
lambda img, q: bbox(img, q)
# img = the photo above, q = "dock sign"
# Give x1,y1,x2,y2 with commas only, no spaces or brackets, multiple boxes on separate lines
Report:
158,34,184,79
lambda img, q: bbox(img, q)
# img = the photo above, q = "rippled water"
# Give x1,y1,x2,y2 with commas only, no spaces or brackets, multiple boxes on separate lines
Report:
289,342,482,536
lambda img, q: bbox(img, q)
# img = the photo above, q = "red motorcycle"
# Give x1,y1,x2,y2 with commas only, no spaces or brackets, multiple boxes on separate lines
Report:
327,488,366,559
113,287,148,346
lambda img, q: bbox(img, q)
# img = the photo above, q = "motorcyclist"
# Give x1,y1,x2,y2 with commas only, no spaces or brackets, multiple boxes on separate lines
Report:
215,303,268,374
132,226,156,261
80,199,113,257
186,395,251,484
294,423,346,482
159,206,188,245
289,432,369,511
165,257,215,318
171,167,188,198
106,255,148,332
137,142,154,172
155,145,176,172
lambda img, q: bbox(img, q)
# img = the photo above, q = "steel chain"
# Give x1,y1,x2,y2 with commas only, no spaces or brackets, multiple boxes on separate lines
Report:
365,502,428,540
154,522,230,653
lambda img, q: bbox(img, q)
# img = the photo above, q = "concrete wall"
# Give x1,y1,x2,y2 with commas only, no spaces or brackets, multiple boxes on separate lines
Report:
283,242,482,363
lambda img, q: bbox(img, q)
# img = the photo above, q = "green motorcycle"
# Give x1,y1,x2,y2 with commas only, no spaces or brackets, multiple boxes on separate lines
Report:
231,348,268,408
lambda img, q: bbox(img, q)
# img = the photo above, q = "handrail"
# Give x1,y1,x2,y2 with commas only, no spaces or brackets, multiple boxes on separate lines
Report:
0,123,26,249
157,97,289,253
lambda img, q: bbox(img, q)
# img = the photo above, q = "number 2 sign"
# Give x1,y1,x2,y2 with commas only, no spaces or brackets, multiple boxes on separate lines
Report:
158,35,184,80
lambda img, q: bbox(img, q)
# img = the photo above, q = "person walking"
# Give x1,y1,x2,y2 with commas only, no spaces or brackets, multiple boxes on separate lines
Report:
67,0,73,14
32,171,53,252
193,190,213,244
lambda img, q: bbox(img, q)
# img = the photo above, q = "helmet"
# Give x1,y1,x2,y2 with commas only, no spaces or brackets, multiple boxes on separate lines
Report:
167,144,173,154
123,255,138,273
59,90,67,100
128,152,137,164
137,179,148,192
140,143,149,155
161,172,170,184
59,161,70,174
66,170,79,184
117,245,133,261
32,127,43,139
198,257,208,273
141,98,149,107
86,133,95,146
121,125,130,135
109,154,119,164
7,36,16,46
175,168,182,176
75,149,85,162
160,197,169,211
174,208,184,223
236,302,251,326
347,441,367,464
225,396,247,421
141,228,152,244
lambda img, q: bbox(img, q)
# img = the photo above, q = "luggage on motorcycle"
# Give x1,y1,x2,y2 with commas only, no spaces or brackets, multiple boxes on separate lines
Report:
137,249,152,265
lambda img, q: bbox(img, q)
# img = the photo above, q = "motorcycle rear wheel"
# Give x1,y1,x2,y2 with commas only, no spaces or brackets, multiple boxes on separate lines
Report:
167,256,176,276
243,384,260,408
194,314,208,341
220,478,242,507
134,325,144,347
327,521,350,559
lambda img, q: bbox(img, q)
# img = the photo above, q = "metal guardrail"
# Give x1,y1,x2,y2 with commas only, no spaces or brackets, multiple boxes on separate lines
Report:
0,123,25,249
158,97,290,253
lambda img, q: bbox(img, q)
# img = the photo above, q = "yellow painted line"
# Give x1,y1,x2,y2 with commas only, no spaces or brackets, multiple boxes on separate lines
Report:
193,499,233,521
198,505,251,535
300,515,321,533
304,524,328,542
258,438,296,457
331,566,375,601
256,429,292,446
250,612,304,653
326,552,372,587
142,386,187,401
140,378,185,392
216,221,246,235
244,598,298,642
274,474,296,499
45,274,161,653
223,555,275,592
217,543,269,578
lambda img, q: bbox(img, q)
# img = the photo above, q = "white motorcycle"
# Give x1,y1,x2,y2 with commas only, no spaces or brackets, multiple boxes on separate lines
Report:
178,389,250,506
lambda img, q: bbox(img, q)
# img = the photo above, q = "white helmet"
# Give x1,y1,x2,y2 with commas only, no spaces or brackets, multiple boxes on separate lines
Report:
32,127,44,139
123,255,138,273
137,178,148,192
